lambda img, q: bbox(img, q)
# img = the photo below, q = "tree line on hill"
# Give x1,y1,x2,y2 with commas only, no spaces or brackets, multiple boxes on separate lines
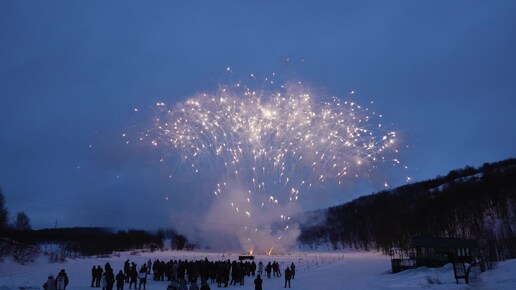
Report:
2,159,515,265
298,158,516,264
0,189,190,262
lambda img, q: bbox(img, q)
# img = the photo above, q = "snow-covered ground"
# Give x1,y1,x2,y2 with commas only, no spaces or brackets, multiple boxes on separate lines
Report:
1,250,515,290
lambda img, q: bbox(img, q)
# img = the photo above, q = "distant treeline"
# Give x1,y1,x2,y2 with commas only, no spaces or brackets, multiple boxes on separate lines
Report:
1,187,192,260
1,227,189,258
299,158,516,263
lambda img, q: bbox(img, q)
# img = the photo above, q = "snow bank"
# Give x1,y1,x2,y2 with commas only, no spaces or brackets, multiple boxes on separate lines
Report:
0,250,514,290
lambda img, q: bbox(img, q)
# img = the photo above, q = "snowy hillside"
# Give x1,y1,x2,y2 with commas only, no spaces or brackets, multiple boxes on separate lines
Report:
1,250,515,290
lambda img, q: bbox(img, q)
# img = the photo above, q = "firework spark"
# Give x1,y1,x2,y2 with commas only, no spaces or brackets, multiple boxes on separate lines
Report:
137,82,399,253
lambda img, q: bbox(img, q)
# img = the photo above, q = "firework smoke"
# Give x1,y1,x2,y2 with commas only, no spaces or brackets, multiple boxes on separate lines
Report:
137,81,399,253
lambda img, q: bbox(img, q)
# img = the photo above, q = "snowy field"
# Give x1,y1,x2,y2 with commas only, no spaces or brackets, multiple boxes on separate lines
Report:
1,249,515,290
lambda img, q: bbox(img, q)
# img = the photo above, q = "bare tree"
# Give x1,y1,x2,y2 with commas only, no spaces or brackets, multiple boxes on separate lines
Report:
0,189,8,230
13,211,31,231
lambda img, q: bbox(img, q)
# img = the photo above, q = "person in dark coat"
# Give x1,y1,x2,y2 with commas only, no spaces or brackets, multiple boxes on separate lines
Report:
290,263,296,279
91,266,97,287
223,261,230,287
138,265,147,290
129,265,138,289
284,267,291,288
254,274,263,290
251,261,257,276
124,260,131,282
116,270,126,290
56,269,69,290
105,268,115,290
273,262,281,277
96,266,104,287
265,262,272,279
258,261,263,276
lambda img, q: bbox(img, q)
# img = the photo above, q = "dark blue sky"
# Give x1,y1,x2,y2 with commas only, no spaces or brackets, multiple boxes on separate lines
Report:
1,1,515,230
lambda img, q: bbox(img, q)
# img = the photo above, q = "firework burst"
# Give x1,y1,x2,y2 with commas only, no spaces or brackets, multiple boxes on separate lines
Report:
136,81,399,253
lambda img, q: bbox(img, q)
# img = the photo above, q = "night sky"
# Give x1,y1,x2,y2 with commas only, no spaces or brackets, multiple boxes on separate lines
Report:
1,1,515,232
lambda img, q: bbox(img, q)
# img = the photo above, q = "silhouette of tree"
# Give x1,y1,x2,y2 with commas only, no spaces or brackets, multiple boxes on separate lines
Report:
0,188,8,230
13,211,31,231
299,158,516,263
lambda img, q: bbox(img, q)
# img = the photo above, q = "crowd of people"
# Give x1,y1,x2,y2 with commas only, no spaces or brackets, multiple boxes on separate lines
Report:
45,257,296,290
